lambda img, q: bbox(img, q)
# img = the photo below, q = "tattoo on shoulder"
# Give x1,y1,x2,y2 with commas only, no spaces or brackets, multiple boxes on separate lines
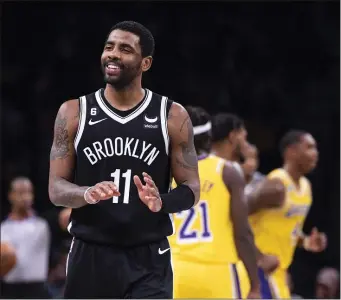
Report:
177,118,198,171
180,116,189,132
50,112,70,160
167,112,174,120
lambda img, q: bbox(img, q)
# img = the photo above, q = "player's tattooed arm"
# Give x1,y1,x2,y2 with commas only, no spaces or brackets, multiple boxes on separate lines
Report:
247,178,286,215
167,102,200,205
49,100,89,208
223,162,260,292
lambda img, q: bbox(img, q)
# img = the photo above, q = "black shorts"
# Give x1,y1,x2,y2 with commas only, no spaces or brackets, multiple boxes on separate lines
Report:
0,281,50,299
64,238,173,299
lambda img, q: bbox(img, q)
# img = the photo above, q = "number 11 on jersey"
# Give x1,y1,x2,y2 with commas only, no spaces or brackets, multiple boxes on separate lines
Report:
111,169,132,204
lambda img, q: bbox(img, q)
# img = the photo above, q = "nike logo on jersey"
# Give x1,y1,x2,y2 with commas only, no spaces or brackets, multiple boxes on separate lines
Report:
144,115,158,123
89,118,107,125
158,247,170,255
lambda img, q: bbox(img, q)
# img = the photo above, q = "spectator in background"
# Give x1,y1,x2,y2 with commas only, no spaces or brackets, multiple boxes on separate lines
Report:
0,177,51,298
315,267,340,299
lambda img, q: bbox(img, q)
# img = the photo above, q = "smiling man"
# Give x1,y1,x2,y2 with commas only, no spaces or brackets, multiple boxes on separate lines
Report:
48,21,200,299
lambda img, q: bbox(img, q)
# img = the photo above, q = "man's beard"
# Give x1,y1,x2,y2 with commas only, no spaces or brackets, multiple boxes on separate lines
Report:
103,73,134,89
102,61,142,90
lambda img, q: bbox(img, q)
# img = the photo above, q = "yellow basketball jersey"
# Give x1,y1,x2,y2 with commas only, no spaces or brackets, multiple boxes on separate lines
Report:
249,168,312,269
169,154,239,264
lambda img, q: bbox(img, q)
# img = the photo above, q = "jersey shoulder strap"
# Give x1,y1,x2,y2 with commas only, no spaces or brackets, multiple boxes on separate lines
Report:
231,161,243,177
268,168,291,186
148,91,173,155
74,90,98,151
210,155,225,175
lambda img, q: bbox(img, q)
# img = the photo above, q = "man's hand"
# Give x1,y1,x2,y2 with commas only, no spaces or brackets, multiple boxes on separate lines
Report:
84,181,120,204
304,227,327,252
133,172,162,212
257,253,280,275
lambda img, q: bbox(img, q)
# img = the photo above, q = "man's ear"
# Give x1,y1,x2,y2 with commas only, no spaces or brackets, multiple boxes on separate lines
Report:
141,56,153,72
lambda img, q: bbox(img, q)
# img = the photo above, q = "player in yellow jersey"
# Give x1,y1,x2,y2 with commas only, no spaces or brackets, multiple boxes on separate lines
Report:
247,130,327,298
241,143,265,195
211,113,280,276
169,106,260,299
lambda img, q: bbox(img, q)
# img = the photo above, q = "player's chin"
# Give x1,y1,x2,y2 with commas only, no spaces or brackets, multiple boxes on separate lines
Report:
307,161,317,172
20,201,32,209
104,75,121,85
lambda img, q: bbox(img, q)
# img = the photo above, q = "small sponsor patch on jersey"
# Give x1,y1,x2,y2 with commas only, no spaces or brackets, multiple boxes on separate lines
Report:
144,115,158,123
144,124,158,129
286,204,310,217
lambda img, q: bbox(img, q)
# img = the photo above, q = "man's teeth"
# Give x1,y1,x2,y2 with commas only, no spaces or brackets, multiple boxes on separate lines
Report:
107,65,119,69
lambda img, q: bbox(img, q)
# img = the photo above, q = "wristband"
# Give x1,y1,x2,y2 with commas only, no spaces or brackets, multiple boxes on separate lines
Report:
84,187,100,204
303,237,311,250
160,184,195,213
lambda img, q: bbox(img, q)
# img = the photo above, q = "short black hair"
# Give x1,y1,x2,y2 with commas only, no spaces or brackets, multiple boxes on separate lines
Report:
211,113,244,143
9,176,31,191
279,130,309,157
186,106,212,153
108,21,155,57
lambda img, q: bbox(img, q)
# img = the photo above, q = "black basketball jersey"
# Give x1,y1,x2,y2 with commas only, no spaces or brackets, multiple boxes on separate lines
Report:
69,88,174,246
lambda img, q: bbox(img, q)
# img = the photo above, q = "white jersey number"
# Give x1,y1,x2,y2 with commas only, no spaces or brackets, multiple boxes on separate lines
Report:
111,169,132,204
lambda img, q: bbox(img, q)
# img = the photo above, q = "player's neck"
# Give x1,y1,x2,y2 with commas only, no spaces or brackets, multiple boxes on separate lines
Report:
104,81,145,110
245,174,252,184
10,208,33,220
212,144,237,161
283,163,302,185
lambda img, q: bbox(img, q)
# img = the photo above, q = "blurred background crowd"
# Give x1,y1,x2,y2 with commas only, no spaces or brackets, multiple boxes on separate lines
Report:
1,1,340,298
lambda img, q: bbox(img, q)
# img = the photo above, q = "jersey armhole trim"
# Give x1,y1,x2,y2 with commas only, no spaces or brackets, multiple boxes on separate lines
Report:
160,96,170,155
232,161,244,177
216,158,225,174
74,96,87,151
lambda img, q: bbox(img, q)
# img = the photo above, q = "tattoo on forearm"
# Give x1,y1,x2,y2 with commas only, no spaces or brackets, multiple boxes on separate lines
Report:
52,177,74,205
50,113,70,160
176,157,196,170
50,176,87,208
177,119,198,170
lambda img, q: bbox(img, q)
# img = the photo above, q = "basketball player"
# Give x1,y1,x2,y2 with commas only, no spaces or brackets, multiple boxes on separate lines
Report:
48,21,200,299
240,143,265,196
248,130,327,298
169,106,260,299
212,116,264,194
211,113,280,275
241,143,259,182
211,113,247,164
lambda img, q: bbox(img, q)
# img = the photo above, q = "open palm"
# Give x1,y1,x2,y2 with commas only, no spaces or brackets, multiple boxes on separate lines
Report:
133,172,162,212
